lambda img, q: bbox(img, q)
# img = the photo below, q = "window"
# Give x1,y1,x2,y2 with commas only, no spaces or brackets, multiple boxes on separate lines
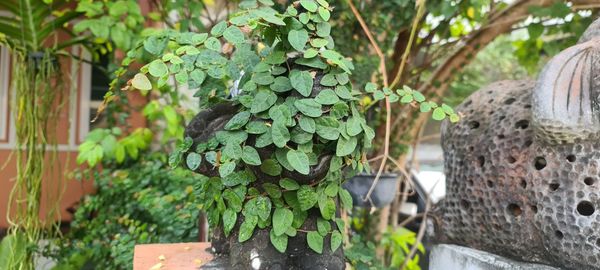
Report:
88,52,110,130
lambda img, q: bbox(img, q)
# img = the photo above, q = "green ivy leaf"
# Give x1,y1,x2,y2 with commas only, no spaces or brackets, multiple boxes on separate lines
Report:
300,0,318,12
256,196,272,222
260,159,283,176
263,183,282,199
205,37,222,52
316,22,331,38
420,102,432,112
304,48,319,58
148,60,168,77
315,117,340,140
223,209,237,236
287,150,310,175
186,152,202,170
432,107,446,120
211,21,227,36
294,99,322,117
339,189,353,209
190,70,206,85
242,146,262,165
223,26,245,44
297,185,318,210
310,38,328,48
131,73,152,90
336,136,357,156
271,121,291,148
316,217,331,236
270,77,293,92
222,169,256,187
299,116,316,133
225,111,251,130
307,231,324,254
219,161,236,177
330,230,342,252
315,89,339,105
238,215,258,242
346,116,362,136
318,6,330,21
273,208,294,236
224,189,243,212
288,29,309,51
270,229,288,253
223,143,242,160
290,70,314,97
246,121,269,134
251,90,278,113
318,197,336,220
280,178,300,190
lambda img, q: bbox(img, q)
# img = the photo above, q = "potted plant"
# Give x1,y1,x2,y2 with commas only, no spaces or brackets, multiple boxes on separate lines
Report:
111,0,457,268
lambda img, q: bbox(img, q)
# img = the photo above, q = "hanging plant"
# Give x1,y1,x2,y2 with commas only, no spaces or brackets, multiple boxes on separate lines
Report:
0,1,89,269
109,0,458,267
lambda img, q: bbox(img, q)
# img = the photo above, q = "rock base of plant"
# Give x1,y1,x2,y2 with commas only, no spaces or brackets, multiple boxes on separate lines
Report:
429,244,560,270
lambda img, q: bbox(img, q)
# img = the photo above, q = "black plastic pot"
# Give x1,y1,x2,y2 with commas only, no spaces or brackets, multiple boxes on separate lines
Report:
343,173,399,208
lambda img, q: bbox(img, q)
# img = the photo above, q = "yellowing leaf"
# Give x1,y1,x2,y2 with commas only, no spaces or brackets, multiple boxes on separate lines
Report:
467,7,475,19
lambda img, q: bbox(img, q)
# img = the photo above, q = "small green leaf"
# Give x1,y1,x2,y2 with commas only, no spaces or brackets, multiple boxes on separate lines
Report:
148,60,168,77
270,77,293,92
320,74,337,86
287,150,310,175
271,121,291,148
304,48,319,58
223,26,245,44
318,197,336,220
273,208,294,236
290,70,314,97
186,152,202,170
261,159,283,176
316,217,331,236
225,111,251,130
190,70,206,84
211,21,227,36
346,116,362,136
280,178,300,190
310,38,328,48
238,215,258,242
330,230,342,252
336,136,357,156
412,91,426,102
318,7,330,21
307,231,324,254
246,121,269,134
223,209,237,236
132,73,152,90
297,185,318,210
432,107,446,120
219,161,236,177
251,90,278,113
400,95,413,103
299,117,316,133
300,0,318,12
420,102,432,112
288,29,309,51
365,82,377,93
270,229,288,253
205,37,222,52
256,196,272,221
263,183,282,198
242,146,262,165
294,99,322,117
339,189,353,209
315,89,340,105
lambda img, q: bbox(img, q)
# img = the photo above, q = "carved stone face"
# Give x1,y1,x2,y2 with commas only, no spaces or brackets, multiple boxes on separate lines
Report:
438,19,600,270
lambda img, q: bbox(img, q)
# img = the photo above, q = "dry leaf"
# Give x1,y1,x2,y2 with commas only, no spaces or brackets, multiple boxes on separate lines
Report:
184,246,191,251
194,259,203,266
149,262,163,270
158,255,166,261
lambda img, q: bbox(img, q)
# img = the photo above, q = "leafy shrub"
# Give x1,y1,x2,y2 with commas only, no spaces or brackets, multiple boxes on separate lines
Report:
50,159,204,270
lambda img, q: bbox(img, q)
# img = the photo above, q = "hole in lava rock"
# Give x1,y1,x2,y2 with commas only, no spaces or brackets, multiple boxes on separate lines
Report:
468,121,480,129
515,120,529,129
504,98,516,105
567,154,576,162
577,201,595,216
549,183,560,191
487,180,494,188
530,205,538,213
507,156,517,164
585,177,595,186
520,179,527,188
534,157,546,170
477,156,485,167
507,203,522,217
555,230,564,240
461,200,471,210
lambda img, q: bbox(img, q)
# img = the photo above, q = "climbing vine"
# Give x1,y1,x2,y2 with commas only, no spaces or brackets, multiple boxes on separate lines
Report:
110,0,458,254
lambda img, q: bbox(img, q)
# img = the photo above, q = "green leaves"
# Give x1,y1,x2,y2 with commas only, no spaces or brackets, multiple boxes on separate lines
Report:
273,208,294,236
315,89,339,105
271,121,291,148
242,146,261,165
288,29,309,51
225,111,251,130
251,90,277,113
307,231,324,254
339,188,353,209
297,185,318,210
280,178,300,190
238,215,258,242
300,0,318,12
432,107,446,120
186,152,202,170
336,136,357,156
223,209,237,236
330,230,342,251
287,150,310,175
270,229,288,253
132,73,152,90
299,117,316,133
223,26,245,44
294,99,322,117
148,60,168,77
290,70,314,97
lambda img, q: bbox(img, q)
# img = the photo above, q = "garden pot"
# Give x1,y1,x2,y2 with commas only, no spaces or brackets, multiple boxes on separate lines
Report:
343,173,399,208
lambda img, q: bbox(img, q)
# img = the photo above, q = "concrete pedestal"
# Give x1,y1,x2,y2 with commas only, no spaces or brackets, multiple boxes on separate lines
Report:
429,244,560,270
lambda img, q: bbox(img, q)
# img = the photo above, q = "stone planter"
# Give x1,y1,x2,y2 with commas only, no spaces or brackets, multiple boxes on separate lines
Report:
343,173,398,208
